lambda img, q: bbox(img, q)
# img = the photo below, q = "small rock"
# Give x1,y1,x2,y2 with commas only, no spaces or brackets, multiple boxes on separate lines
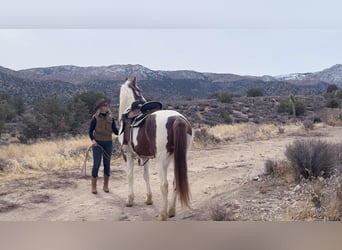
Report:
294,184,301,192
252,176,259,181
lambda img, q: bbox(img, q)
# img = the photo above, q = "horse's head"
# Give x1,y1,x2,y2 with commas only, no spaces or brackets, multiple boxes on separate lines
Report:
119,77,146,120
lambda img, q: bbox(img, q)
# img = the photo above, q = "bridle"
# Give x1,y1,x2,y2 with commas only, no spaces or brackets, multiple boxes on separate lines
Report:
128,82,146,103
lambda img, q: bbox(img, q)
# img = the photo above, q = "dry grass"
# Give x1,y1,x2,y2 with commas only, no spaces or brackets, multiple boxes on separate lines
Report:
0,136,91,181
193,123,309,148
321,109,342,126
208,123,304,142
208,123,277,142
288,176,342,221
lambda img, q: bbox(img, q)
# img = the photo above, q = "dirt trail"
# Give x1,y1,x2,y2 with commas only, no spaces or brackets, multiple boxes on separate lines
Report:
0,126,341,221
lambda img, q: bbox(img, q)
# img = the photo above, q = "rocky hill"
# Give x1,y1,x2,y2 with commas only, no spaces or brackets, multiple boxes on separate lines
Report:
272,64,342,86
1,64,341,104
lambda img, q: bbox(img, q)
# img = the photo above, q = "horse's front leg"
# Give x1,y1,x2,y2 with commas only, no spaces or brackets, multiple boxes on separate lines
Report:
143,161,153,205
125,153,134,207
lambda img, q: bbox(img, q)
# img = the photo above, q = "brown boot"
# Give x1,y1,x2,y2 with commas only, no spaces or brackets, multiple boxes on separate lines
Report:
91,177,97,194
103,175,110,193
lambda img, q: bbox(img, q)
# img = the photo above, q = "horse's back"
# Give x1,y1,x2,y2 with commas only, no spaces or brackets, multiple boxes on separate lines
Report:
153,110,192,156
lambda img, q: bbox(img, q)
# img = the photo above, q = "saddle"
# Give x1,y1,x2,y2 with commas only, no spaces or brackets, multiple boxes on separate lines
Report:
122,101,162,145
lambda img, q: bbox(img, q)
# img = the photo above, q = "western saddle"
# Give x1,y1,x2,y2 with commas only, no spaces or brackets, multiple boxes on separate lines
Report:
121,101,162,146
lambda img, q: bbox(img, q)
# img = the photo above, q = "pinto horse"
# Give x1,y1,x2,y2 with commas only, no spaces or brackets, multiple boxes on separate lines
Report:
118,77,193,220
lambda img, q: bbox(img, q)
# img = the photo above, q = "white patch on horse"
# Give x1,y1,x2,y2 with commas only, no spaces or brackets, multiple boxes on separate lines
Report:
154,110,179,157
131,127,139,147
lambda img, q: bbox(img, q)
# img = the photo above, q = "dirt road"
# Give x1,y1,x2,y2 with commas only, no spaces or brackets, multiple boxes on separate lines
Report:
0,126,341,221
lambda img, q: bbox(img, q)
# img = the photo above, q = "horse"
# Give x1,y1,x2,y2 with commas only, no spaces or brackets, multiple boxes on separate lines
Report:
117,77,193,220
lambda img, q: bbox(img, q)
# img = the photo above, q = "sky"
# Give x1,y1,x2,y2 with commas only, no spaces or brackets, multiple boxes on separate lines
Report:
1,1,342,76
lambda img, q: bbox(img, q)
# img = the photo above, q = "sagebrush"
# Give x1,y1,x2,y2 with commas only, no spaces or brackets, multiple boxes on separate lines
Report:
285,139,341,179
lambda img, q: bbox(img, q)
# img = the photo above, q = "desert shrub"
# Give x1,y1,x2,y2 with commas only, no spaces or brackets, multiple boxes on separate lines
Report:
246,88,263,97
313,116,322,123
11,96,25,115
0,100,8,136
326,99,339,108
209,203,236,221
285,139,338,179
21,114,41,141
303,119,314,131
209,203,227,221
294,100,306,116
277,99,306,116
292,177,342,221
220,109,233,124
208,92,233,103
264,159,278,176
264,159,296,182
278,127,285,134
327,84,338,93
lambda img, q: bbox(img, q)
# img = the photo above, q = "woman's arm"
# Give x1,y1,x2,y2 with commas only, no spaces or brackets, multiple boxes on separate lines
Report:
112,118,119,135
89,117,96,140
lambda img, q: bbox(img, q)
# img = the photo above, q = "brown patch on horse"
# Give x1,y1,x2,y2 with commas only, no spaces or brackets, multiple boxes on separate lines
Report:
133,114,157,157
166,116,192,154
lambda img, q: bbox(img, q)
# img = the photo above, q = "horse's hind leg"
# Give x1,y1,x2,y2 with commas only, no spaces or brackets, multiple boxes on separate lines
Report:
143,161,153,205
125,153,134,207
168,179,177,217
158,159,169,221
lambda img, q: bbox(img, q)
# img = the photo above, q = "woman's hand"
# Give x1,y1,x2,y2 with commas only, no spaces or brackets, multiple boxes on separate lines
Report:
92,140,98,147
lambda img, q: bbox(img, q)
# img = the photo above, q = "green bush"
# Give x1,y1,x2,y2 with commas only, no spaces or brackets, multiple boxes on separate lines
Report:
11,96,25,115
73,91,107,115
326,99,339,108
21,94,92,140
208,92,233,103
220,109,233,124
277,98,306,116
294,101,306,116
246,88,263,97
0,100,8,136
327,84,338,93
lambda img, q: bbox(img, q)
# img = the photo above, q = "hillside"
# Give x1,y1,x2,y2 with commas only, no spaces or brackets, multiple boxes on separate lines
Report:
1,64,341,104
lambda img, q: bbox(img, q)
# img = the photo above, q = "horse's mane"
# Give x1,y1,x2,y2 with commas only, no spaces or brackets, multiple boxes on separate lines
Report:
118,79,135,121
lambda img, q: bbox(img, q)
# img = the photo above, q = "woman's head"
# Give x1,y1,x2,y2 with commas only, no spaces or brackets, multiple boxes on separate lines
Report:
95,98,110,113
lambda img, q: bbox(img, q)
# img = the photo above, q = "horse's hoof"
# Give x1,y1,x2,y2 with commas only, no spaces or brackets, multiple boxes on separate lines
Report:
145,194,153,205
145,200,153,205
158,212,168,221
125,196,134,207
168,208,176,217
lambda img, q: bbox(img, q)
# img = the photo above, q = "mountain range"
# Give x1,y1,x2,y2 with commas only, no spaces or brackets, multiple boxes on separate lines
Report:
1,64,342,104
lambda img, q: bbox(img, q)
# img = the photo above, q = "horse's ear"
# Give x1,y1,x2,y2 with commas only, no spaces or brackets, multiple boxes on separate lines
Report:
132,77,137,86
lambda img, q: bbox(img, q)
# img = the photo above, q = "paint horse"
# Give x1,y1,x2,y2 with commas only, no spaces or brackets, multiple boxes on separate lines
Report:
118,77,193,220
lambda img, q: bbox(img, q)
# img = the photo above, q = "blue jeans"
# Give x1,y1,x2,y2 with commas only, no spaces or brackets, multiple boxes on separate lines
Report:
92,140,113,178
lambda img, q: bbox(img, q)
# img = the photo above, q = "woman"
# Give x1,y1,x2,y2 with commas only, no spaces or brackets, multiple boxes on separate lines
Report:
89,98,119,194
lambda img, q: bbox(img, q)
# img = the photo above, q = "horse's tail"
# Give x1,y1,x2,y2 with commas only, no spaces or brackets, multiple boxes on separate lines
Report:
173,117,190,208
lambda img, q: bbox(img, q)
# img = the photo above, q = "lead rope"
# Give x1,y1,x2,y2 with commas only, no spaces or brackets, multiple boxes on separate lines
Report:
81,144,118,177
